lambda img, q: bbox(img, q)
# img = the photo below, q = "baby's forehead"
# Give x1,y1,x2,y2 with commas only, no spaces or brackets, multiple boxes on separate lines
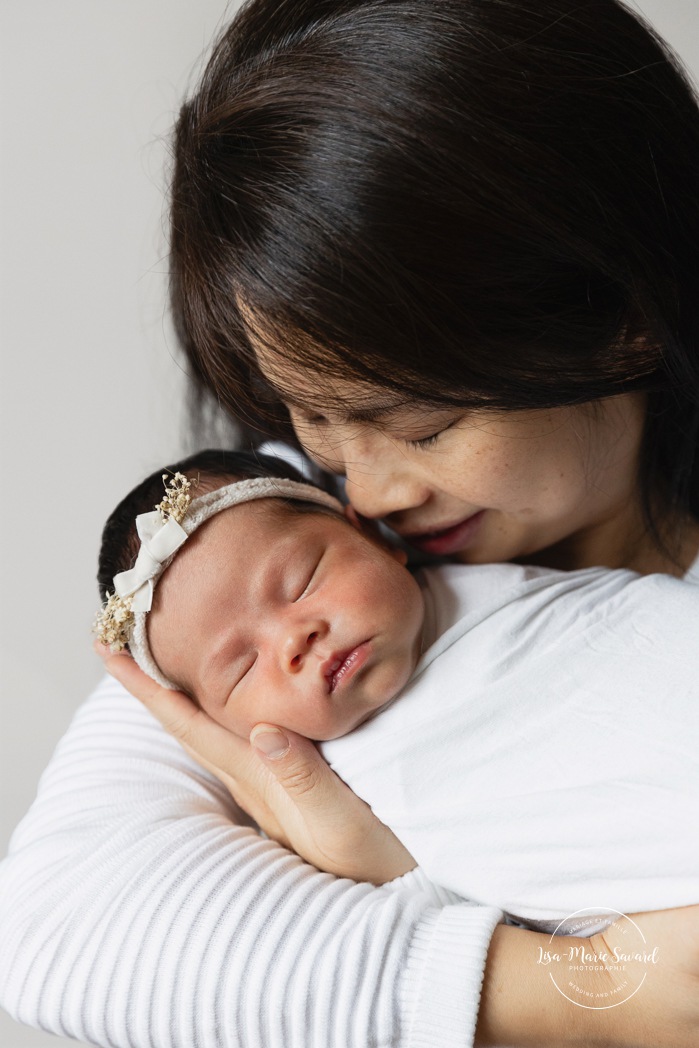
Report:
159,492,348,620
154,495,293,601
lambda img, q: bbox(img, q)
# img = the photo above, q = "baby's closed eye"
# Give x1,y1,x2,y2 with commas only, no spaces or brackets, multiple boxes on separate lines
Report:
291,551,323,602
225,655,257,703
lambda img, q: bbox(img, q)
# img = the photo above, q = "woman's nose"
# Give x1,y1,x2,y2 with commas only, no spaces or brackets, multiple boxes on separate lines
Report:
340,441,432,520
297,419,433,520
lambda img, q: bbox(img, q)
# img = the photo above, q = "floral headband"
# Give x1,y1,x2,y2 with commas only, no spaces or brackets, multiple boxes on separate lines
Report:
94,471,343,689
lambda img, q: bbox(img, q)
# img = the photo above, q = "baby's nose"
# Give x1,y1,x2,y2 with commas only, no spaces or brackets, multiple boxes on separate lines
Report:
284,622,326,672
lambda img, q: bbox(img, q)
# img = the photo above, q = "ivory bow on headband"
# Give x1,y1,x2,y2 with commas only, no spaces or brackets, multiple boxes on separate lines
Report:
113,512,189,613
94,470,344,690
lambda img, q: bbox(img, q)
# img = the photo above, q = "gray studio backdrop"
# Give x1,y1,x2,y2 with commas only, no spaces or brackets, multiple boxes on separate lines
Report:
0,2,697,1046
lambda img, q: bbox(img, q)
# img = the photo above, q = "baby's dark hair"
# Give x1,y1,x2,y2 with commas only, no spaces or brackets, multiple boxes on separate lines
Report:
97,448,328,603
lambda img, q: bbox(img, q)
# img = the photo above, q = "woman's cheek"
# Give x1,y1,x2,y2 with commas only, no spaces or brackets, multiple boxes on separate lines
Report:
290,418,340,474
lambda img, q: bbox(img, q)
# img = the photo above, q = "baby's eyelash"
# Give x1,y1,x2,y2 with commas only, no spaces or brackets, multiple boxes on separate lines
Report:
227,656,256,703
295,558,320,601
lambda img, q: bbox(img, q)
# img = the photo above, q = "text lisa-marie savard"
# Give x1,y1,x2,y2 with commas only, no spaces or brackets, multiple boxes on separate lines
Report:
537,945,659,967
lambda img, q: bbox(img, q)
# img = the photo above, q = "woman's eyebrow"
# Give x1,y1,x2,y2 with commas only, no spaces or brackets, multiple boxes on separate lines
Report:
275,388,410,425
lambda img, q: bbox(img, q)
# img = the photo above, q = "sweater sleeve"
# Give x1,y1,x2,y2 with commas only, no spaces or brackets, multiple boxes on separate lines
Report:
0,676,502,1048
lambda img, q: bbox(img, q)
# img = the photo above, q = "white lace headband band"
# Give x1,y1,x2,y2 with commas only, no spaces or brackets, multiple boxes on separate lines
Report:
95,472,344,689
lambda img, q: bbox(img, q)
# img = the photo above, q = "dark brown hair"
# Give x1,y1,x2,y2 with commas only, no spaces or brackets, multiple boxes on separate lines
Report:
170,0,699,546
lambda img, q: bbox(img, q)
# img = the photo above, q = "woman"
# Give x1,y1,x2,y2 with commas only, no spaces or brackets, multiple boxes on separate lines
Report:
2,1,698,1045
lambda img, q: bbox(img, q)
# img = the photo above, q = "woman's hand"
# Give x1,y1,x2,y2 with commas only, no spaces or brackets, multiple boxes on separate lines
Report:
98,648,416,885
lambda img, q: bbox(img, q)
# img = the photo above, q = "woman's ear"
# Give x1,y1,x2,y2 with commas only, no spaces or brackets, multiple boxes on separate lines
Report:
343,505,408,564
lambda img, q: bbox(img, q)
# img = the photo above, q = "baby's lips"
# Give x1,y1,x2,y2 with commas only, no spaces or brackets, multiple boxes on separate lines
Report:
321,649,353,692
321,642,372,693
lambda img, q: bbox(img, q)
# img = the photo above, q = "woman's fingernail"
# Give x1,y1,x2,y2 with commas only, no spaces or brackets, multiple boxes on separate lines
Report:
251,728,290,759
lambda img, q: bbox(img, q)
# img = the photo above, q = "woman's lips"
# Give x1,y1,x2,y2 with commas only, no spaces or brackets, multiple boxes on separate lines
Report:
323,642,371,693
403,510,486,556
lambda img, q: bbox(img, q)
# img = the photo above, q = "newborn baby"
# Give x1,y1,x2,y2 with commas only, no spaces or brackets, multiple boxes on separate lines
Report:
97,449,699,929
97,449,423,741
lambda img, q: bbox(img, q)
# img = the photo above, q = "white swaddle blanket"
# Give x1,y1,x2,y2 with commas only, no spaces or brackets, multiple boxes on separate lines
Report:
323,562,699,927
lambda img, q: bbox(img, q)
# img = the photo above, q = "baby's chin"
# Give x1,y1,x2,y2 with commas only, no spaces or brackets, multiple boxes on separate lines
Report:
312,695,402,742
313,657,419,740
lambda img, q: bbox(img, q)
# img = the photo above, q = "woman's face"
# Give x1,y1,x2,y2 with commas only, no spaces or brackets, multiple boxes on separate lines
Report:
254,348,648,570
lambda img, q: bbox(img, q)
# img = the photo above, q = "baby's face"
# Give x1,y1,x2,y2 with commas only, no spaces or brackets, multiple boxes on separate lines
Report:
147,499,424,740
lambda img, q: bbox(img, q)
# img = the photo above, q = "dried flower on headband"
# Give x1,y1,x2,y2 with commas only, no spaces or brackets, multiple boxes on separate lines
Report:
94,473,193,651
157,471,192,524
94,592,135,652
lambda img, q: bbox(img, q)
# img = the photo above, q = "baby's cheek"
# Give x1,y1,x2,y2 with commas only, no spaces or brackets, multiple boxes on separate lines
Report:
371,651,416,709
200,693,249,738
387,567,424,631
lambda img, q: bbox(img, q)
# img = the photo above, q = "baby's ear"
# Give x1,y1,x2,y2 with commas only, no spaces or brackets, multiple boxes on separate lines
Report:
344,504,364,531
343,505,408,565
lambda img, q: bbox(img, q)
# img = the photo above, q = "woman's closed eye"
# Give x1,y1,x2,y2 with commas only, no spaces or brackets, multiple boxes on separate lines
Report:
287,398,465,459
406,430,444,449
404,417,462,450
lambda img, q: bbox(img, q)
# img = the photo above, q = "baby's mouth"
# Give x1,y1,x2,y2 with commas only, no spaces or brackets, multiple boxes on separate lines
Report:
323,642,371,693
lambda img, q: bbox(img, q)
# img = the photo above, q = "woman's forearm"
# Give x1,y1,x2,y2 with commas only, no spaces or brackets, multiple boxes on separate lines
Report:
0,676,501,1048
478,924,600,1047
9,677,695,1048
478,918,699,1048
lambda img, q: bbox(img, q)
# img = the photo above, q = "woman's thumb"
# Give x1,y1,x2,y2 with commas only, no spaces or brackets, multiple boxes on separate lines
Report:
250,726,327,804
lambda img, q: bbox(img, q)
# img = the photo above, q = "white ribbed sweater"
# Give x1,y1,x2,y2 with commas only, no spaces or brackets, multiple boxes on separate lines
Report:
0,677,502,1047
